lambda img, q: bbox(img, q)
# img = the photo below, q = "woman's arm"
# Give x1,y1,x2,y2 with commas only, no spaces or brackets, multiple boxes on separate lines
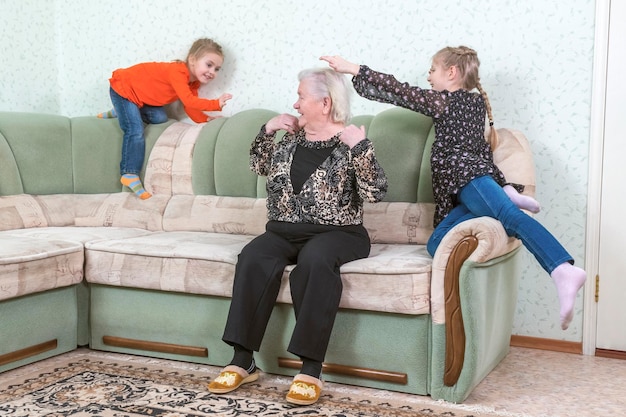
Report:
250,114,300,176
348,136,388,203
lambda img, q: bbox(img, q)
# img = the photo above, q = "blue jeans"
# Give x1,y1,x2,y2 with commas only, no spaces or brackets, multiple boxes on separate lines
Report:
426,175,573,274
109,87,168,175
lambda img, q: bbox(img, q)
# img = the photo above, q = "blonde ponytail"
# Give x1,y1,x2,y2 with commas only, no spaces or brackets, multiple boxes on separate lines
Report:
476,82,499,149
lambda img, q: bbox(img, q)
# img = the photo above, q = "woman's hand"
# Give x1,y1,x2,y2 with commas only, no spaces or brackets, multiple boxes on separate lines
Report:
219,93,233,108
339,124,366,149
265,114,300,135
319,55,360,76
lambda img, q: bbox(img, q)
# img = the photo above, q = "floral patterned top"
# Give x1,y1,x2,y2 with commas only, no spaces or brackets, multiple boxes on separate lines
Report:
352,65,523,227
250,125,388,226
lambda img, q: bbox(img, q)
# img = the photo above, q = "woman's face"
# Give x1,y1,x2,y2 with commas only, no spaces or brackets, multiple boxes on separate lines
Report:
188,52,223,84
293,78,325,128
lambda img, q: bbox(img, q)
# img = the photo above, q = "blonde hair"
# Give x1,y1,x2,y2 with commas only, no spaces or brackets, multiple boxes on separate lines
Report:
298,68,352,124
185,38,224,62
433,46,499,149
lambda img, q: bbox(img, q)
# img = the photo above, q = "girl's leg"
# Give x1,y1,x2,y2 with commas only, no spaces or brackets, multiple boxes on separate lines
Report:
140,105,168,124
459,176,586,329
109,88,151,199
427,204,477,256
97,108,117,119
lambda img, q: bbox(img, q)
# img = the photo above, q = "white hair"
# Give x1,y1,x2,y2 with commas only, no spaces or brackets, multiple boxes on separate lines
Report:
297,68,352,124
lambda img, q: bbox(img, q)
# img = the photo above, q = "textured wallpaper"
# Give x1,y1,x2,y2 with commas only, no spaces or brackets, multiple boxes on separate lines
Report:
0,0,596,341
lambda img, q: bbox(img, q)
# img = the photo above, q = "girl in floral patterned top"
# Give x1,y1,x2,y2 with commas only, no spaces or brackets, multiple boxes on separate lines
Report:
322,48,586,331
209,68,387,405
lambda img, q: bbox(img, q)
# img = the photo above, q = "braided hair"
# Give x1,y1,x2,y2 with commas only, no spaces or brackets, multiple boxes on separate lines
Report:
432,46,499,149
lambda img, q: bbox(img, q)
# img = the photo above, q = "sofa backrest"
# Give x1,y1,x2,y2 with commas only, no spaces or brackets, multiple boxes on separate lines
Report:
0,109,534,244
145,107,436,203
0,108,435,203
0,112,174,196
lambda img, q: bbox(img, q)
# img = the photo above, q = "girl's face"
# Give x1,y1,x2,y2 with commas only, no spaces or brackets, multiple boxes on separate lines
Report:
293,79,326,128
188,52,223,84
427,60,451,91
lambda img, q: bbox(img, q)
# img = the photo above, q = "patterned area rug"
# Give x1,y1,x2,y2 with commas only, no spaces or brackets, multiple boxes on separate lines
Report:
0,350,497,417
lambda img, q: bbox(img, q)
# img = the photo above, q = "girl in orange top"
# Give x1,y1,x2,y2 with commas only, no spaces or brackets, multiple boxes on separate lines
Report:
98,38,232,199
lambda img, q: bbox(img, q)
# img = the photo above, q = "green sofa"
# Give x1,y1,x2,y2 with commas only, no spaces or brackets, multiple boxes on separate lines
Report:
0,108,535,403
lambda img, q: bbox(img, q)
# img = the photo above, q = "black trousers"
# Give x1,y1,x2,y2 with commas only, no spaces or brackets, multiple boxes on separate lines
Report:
222,221,370,362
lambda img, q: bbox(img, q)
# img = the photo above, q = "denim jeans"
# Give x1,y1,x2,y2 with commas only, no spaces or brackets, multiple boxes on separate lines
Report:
426,175,573,274
109,87,168,175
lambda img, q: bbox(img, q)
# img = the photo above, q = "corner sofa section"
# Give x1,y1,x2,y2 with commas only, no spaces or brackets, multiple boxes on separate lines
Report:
0,108,535,403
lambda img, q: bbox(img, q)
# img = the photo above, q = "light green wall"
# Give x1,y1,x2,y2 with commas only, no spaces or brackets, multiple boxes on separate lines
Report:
0,1,59,112
0,0,596,341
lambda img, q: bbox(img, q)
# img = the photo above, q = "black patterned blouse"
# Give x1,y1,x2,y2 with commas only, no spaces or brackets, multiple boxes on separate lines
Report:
250,125,388,226
352,65,523,227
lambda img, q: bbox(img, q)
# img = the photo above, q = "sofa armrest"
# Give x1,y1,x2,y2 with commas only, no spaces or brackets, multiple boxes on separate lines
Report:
430,216,521,388
431,216,520,324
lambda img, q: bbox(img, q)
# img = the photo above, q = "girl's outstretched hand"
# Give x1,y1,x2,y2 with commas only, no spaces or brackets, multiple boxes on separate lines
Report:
219,93,233,107
320,55,360,76
265,113,300,135
339,124,366,149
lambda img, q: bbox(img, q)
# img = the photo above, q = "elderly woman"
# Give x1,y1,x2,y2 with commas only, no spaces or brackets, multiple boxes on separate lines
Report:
207,68,388,405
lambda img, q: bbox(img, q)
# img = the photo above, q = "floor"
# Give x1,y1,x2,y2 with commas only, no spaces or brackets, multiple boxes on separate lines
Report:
322,346,626,417
463,347,626,416
2,346,625,417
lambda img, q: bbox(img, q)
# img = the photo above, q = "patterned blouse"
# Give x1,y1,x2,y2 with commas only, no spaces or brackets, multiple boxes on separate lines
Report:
250,126,388,226
352,65,523,227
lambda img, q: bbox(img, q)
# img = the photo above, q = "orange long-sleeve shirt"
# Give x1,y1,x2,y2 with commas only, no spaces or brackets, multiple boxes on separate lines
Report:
109,61,221,123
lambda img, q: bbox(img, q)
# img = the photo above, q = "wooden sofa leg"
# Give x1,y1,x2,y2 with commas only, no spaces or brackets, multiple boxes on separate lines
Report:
443,235,478,386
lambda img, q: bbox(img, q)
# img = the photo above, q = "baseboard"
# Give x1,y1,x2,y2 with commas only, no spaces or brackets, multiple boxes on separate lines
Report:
510,335,582,354
595,348,626,360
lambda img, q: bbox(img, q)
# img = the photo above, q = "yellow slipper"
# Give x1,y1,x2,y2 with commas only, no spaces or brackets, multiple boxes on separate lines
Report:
207,365,260,394
285,373,323,406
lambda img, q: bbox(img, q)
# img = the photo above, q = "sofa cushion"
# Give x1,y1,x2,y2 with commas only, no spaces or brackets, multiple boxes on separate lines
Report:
84,231,432,315
0,235,83,301
163,195,267,235
279,243,432,314
0,194,75,230
5,226,153,244
0,193,169,232
144,122,202,196
493,128,536,197
73,194,169,231
84,231,254,295
363,201,435,245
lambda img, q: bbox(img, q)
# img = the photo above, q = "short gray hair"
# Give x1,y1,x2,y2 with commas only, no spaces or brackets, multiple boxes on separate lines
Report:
297,68,352,124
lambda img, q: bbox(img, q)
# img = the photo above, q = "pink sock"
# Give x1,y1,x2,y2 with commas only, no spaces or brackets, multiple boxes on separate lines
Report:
550,263,587,330
503,185,541,213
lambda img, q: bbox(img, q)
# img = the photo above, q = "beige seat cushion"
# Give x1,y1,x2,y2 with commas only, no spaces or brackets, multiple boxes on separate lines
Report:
85,232,432,315
0,234,83,301
85,231,255,296
5,226,153,243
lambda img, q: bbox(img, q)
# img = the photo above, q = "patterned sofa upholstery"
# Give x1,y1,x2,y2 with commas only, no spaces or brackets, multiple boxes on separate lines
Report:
0,108,535,403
